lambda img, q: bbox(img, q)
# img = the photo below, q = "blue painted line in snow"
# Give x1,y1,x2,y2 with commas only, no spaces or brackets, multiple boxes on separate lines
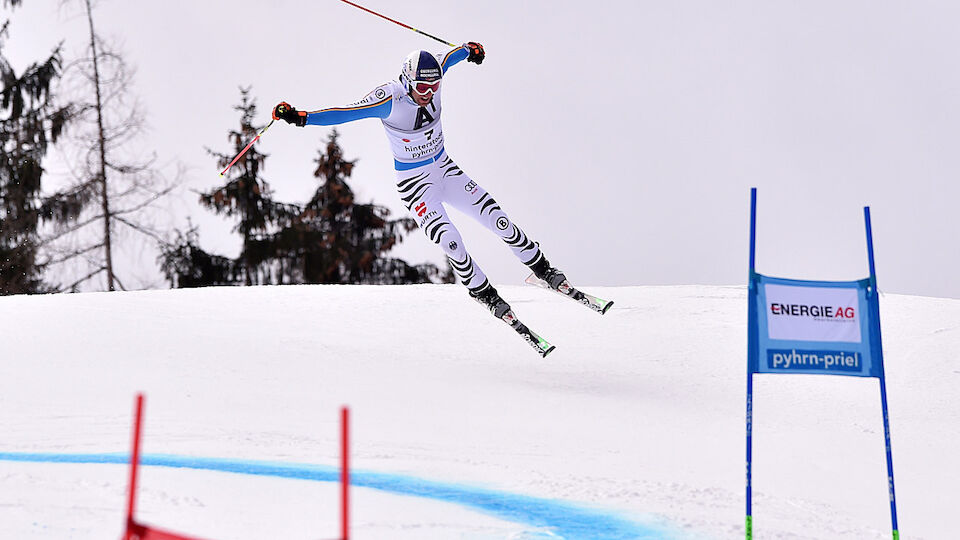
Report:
0,452,672,539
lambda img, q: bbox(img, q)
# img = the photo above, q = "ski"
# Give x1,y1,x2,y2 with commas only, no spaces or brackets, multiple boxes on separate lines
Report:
500,309,556,357
525,273,614,315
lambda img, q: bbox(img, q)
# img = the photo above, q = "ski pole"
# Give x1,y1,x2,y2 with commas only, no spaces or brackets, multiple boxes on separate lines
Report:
219,118,275,177
339,0,457,47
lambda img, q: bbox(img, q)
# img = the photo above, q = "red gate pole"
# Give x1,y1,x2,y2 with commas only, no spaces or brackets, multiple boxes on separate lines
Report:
341,407,350,540
124,394,144,540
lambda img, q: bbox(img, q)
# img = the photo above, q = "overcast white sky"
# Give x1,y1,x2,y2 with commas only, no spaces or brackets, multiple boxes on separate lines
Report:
7,0,960,298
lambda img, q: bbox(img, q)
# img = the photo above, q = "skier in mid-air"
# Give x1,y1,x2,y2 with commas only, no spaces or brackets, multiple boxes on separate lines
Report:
273,42,611,355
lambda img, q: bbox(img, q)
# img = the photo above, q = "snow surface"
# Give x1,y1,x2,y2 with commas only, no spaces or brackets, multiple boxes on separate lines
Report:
0,284,956,539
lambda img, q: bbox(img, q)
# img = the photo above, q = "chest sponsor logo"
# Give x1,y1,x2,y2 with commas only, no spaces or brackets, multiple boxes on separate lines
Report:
402,131,445,159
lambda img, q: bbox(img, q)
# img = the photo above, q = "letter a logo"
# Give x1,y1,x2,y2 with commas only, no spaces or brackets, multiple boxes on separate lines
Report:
414,106,434,130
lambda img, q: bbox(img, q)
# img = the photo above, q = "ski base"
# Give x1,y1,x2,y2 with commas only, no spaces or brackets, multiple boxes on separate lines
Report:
525,273,614,314
501,309,556,357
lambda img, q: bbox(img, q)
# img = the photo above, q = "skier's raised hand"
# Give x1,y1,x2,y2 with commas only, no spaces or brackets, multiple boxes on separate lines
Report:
273,102,307,127
465,42,485,64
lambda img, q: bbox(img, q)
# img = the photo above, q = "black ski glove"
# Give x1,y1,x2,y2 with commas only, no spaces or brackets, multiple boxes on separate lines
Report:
273,102,307,127
465,42,485,64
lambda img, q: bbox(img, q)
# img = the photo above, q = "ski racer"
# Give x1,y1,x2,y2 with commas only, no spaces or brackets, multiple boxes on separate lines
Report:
272,43,603,327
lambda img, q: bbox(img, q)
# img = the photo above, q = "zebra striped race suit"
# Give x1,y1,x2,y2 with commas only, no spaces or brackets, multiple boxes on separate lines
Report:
302,45,545,293
394,153,542,291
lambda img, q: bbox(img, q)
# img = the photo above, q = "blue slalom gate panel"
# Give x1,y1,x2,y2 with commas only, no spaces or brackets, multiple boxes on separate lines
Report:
748,274,884,379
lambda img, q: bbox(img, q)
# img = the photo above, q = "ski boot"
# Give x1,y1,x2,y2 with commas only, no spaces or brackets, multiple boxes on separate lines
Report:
469,283,512,319
529,257,572,295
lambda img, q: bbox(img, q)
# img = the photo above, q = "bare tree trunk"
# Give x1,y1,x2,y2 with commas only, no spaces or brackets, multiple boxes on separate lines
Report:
84,0,114,291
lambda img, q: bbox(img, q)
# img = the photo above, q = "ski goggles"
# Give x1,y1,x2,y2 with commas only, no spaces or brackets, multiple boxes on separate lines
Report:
412,79,441,96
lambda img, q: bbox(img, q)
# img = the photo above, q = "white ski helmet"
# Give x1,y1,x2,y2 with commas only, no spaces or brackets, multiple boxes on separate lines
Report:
400,50,442,94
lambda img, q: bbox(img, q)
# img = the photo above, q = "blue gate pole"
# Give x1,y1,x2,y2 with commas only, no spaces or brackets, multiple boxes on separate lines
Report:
746,373,754,539
745,188,757,539
879,375,899,540
865,207,900,540
749,188,757,273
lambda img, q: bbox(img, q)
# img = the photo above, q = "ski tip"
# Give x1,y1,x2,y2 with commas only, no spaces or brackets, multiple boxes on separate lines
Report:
541,345,557,358
601,300,614,315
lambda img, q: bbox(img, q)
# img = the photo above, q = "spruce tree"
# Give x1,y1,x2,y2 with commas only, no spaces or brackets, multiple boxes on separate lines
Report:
200,88,297,285
274,129,447,285
0,21,70,294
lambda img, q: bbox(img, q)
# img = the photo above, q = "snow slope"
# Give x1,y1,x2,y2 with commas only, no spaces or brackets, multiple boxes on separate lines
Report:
0,284,956,539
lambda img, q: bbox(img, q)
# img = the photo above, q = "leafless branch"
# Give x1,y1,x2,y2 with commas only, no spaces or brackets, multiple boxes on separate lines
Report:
112,184,176,216
56,266,105,293
43,241,104,265
40,213,104,244
114,215,167,245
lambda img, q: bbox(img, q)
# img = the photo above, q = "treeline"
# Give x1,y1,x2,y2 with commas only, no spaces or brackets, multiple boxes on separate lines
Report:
0,2,448,295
